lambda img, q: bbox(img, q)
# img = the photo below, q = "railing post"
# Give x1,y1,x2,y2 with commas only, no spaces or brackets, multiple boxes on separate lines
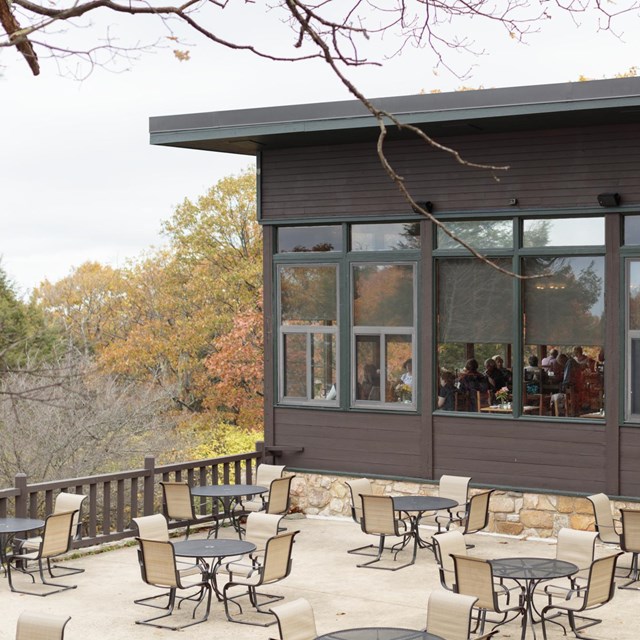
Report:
256,441,265,466
15,473,28,518
143,455,156,516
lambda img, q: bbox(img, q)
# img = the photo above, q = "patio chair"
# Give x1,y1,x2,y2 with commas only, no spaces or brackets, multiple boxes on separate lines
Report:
357,494,413,570
135,537,212,630
345,478,378,556
433,530,468,591
586,493,621,546
263,475,294,515
220,530,299,626
618,508,640,590
7,510,79,596
538,528,597,600
451,554,524,636
15,612,71,640
216,512,285,582
16,492,87,576
459,490,494,547
540,552,622,640
422,475,471,532
160,481,216,539
132,513,206,609
270,597,317,640
426,590,498,640
234,464,286,515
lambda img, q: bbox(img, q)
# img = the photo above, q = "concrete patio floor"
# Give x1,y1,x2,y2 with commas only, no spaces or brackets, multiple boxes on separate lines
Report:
0,515,635,640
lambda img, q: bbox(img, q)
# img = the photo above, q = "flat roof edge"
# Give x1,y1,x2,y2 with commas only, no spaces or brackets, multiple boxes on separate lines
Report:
150,91,640,148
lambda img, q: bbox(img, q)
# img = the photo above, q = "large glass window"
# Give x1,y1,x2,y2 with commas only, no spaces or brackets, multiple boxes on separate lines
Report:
352,263,416,407
278,265,338,404
436,258,513,413
626,260,640,421
523,256,605,418
435,216,605,419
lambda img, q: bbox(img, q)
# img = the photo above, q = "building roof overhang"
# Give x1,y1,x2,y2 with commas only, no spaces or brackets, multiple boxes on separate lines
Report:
149,77,640,155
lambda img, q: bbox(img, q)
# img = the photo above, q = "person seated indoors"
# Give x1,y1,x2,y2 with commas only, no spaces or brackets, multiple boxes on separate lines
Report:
359,363,380,400
437,370,456,411
573,346,595,372
458,358,488,411
492,354,512,387
524,355,545,394
541,348,559,370
484,358,500,394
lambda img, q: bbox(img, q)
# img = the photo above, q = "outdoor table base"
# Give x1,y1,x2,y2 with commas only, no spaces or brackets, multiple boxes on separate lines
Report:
491,557,577,640
391,496,458,564
315,627,444,640
191,484,267,539
173,538,256,600
0,518,45,575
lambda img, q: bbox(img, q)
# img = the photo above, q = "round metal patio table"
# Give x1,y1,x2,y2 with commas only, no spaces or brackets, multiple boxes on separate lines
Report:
0,517,44,572
173,538,256,599
191,484,267,538
490,557,578,639
315,627,443,640
392,496,458,562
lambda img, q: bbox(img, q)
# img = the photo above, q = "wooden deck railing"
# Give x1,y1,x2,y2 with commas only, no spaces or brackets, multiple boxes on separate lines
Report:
0,443,265,549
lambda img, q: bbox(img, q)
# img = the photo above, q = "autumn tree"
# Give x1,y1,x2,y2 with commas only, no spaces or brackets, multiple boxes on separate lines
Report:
33,262,126,356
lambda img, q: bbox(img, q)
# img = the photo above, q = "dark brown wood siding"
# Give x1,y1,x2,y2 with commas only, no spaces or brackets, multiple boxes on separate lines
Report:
620,427,640,496
272,408,426,478
261,124,640,220
432,416,607,493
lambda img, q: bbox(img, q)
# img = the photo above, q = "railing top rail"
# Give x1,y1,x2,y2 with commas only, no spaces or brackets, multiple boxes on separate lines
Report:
155,451,260,475
17,451,262,494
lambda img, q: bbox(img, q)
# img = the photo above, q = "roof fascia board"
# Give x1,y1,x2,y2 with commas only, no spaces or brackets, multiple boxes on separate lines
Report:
150,93,640,149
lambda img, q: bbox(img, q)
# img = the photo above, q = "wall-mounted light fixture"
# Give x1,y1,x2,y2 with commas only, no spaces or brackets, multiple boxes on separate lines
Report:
413,201,434,214
597,192,621,207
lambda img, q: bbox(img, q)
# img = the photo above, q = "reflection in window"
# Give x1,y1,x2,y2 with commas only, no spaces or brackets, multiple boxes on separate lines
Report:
353,264,414,327
352,263,415,408
351,223,420,251
523,218,604,247
627,260,640,421
281,266,337,326
523,256,605,418
278,226,342,253
437,258,513,414
279,265,338,404
624,216,640,246
436,220,513,250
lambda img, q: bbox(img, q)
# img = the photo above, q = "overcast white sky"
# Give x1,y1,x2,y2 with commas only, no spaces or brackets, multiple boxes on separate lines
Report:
1,4,639,297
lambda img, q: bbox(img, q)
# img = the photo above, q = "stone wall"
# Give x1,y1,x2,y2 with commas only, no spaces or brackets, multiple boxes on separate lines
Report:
288,471,633,538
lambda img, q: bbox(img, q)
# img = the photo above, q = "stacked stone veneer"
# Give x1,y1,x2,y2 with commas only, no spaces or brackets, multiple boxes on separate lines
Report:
287,472,634,538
